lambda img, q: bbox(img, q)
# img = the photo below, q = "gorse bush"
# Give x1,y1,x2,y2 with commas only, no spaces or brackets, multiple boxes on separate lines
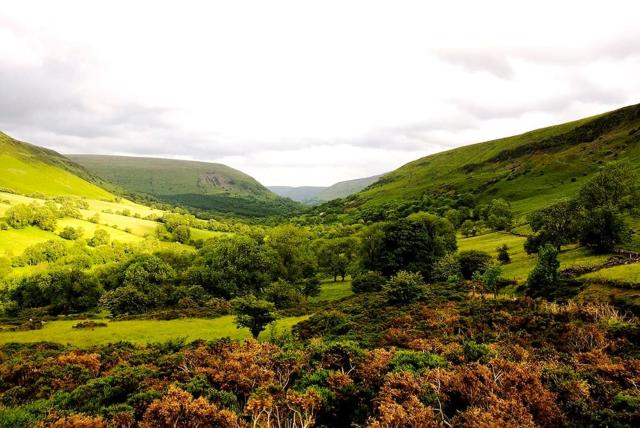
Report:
384,271,425,304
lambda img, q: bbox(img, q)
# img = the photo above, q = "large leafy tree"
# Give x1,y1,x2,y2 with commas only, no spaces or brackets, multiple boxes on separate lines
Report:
361,212,456,279
525,201,580,254
314,237,358,282
266,224,317,282
186,236,276,298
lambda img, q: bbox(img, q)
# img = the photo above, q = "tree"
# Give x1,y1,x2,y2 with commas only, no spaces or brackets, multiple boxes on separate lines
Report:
315,237,358,281
578,162,639,210
458,250,492,280
525,201,580,253
485,199,513,231
172,225,191,244
526,244,560,293
351,271,386,293
186,236,275,298
482,264,503,299
88,229,110,247
432,253,462,282
460,219,478,237
267,225,317,282
232,295,276,339
361,212,456,280
301,276,322,297
99,285,149,315
264,280,305,309
60,226,84,240
496,244,511,264
384,271,424,304
578,204,630,253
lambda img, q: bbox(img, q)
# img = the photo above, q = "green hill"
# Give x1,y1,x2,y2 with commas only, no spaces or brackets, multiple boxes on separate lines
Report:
332,103,640,216
0,132,113,199
315,174,382,202
69,155,301,216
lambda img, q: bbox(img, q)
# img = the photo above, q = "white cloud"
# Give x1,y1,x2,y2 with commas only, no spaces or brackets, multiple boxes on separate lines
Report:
1,0,640,185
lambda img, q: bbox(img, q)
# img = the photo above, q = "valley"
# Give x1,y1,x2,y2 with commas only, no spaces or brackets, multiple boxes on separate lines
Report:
1,104,640,427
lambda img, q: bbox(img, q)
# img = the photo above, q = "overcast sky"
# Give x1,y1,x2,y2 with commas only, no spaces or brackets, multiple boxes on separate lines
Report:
1,1,640,186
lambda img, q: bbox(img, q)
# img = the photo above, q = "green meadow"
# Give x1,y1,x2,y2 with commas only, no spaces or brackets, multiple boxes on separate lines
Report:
0,315,309,346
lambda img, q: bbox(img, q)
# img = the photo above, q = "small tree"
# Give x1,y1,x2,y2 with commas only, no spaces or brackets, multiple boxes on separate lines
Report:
496,244,510,264
486,199,513,231
458,250,492,280
60,226,84,240
384,271,424,304
579,205,630,253
460,220,478,237
482,264,503,299
526,244,560,293
172,225,191,244
232,295,276,339
432,253,462,283
88,229,110,247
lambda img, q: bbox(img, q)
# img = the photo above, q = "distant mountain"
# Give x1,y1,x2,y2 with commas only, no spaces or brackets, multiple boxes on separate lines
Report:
318,103,640,217
315,174,382,202
270,174,383,204
0,132,113,199
69,155,300,216
268,186,326,202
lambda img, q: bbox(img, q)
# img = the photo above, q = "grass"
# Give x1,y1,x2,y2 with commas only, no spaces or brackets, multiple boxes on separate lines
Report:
458,232,610,283
0,227,60,258
69,155,301,216
310,279,354,302
336,103,640,216
581,264,640,284
0,315,309,346
0,133,113,199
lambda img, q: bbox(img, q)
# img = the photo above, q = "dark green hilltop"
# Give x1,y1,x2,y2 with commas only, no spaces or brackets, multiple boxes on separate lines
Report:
68,155,301,217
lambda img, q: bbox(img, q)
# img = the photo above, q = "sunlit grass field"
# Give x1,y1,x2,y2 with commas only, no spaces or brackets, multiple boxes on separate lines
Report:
458,232,610,282
310,279,353,302
581,263,640,284
0,315,309,346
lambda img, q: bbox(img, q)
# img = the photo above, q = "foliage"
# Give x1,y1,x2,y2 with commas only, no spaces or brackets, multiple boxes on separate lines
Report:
526,244,560,297
351,271,386,293
484,198,514,231
231,295,277,338
458,250,492,280
361,212,456,279
384,271,425,304
60,226,84,241
496,244,510,264
579,204,631,253
87,229,110,247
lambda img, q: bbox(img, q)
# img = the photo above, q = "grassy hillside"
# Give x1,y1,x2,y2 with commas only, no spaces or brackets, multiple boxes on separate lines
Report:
315,174,382,201
336,103,640,216
70,155,301,216
0,132,113,199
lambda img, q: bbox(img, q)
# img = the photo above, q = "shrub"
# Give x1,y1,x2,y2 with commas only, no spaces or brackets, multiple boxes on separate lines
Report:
351,271,385,293
60,226,84,240
384,271,424,304
458,250,492,280
88,229,110,247
463,341,492,363
526,244,560,297
496,244,510,264
389,350,447,372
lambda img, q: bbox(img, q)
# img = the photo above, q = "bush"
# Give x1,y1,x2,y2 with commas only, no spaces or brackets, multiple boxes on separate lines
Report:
100,286,149,316
384,271,424,304
432,253,462,282
458,250,492,280
351,271,385,293
60,226,84,240
389,350,448,372
463,341,492,363
301,276,322,297
497,244,510,264
264,280,305,309
526,244,560,297
579,205,630,253
88,229,110,247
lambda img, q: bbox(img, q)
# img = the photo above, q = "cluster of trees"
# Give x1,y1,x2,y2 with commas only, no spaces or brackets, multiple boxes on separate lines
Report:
5,200,86,232
526,163,637,254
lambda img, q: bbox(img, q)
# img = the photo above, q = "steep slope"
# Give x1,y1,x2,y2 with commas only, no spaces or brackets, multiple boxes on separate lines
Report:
335,103,640,216
315,174,382,202
268,186,326,202
69,155,300,216
0,132,113,199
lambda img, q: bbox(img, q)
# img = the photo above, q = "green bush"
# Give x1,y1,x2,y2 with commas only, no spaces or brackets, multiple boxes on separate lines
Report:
384,271,424,304
351,271,385,293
